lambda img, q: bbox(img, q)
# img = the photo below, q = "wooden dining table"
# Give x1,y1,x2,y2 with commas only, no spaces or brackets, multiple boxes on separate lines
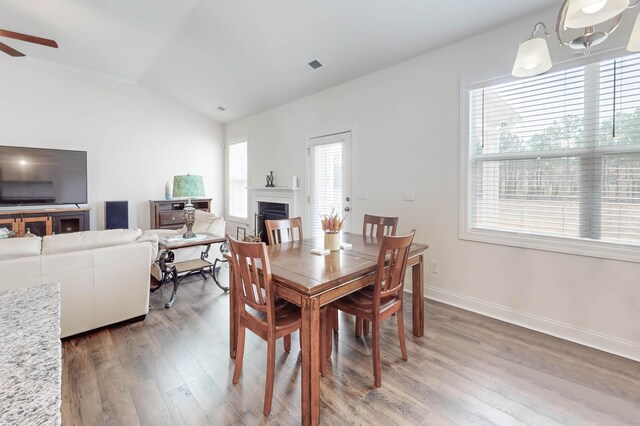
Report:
228,232,429,425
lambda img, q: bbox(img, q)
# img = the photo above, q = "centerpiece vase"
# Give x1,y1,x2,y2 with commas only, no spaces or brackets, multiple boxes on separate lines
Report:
324,232,341,251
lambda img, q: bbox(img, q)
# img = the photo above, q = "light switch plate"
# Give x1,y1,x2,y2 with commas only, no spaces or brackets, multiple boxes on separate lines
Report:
403,189,415,201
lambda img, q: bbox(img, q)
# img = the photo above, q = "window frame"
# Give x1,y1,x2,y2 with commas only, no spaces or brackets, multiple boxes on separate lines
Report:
459,50,640,264
226,136,249,222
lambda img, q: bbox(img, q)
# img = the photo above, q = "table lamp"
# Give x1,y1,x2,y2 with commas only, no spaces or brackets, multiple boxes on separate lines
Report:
172,174,205,238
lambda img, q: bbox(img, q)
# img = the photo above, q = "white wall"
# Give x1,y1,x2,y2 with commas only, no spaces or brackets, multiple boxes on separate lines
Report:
0,57,224,230
225,10,640,360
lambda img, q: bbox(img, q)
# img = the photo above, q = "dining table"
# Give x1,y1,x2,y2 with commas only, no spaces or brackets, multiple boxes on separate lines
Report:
228,231,429,425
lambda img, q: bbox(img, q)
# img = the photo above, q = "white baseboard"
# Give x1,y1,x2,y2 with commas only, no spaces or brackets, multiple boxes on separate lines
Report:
425,285,640,363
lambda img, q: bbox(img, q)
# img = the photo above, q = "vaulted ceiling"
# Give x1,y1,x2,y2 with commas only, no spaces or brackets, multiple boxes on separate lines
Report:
0,0,558,122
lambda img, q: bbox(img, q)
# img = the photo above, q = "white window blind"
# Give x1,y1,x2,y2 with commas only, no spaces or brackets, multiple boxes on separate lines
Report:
465,52,640,258
310,141,343,237
228,141,247,218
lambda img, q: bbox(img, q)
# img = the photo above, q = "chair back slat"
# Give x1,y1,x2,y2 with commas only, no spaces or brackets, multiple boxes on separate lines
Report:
373,230,416,309
363,214,399,238
265,217,304,245
229,237,275,325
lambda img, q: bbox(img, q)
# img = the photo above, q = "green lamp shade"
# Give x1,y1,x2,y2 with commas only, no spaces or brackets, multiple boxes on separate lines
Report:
172,175,205,198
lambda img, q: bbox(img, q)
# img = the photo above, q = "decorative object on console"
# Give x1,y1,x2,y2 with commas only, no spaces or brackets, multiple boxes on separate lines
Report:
512,0,640,77
265,171,275,187
165,181,171,200
172,174,205,239
321,209,346,251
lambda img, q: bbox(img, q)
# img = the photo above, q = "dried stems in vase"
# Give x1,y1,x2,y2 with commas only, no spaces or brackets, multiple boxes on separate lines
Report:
320,209,346,233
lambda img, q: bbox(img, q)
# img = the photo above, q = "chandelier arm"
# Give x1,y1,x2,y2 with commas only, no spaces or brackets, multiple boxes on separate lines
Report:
556,0,571,46
602,13,625,37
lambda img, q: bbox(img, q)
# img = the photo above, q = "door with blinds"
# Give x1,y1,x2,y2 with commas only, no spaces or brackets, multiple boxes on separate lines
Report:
308,132,352,237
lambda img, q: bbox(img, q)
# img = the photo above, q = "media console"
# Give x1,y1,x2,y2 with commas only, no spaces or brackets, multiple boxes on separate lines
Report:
0,208,90,237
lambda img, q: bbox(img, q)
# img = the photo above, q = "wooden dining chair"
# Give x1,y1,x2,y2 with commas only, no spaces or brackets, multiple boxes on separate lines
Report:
264,217,304,245
346,214,399,336
326,230,415,387
228,237,302,416
362,214,399,238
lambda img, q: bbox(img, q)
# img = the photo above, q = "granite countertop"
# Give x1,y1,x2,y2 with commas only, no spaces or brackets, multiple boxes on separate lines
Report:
0,283,61,425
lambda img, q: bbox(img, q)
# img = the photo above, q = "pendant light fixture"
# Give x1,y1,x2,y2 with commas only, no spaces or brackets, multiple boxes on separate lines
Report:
512,23,553,77
512,0,640,77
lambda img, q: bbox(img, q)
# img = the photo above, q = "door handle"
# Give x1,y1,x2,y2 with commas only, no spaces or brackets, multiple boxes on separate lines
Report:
344,207,351,212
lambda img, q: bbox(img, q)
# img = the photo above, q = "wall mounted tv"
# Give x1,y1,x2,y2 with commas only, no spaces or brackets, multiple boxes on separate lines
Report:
0,146,88,207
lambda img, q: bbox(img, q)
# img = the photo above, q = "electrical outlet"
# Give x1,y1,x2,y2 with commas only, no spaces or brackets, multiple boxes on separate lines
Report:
403,189,415,201
429,260,439,274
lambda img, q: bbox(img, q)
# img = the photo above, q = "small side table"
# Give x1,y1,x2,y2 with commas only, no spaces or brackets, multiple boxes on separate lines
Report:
152,233,228,308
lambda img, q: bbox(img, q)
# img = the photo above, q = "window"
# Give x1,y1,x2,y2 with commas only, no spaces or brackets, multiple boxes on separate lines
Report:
462,52,640,262
228,140,248,219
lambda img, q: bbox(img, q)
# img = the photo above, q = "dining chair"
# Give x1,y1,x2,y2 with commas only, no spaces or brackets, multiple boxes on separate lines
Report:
362,214,399,238
228,236,302,416
349,214,399,336
326,230,415,387
264,217,304,245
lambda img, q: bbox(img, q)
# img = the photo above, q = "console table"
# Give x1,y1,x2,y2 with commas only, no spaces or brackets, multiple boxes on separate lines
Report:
149,199,211,230
0,208,90,237
153,233,228,308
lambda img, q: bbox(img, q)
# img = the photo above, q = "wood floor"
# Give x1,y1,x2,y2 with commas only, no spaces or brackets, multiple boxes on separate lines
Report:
62,271,640,425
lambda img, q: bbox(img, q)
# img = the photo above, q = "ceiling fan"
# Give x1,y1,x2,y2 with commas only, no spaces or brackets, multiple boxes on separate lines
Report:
0,29,58,57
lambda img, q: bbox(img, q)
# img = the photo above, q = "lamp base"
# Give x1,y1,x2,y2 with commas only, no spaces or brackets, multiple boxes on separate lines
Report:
182,202,196,239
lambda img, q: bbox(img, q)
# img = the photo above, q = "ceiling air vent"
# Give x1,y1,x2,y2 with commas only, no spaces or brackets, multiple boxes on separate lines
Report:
216,106,227,112
308,59,322,70
300,58,324,75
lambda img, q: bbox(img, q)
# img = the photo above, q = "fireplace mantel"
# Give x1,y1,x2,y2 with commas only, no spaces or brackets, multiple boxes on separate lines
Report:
248,187,301,227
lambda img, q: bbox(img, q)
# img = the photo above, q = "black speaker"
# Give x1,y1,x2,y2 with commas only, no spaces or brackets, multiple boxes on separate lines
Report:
105,201,129,229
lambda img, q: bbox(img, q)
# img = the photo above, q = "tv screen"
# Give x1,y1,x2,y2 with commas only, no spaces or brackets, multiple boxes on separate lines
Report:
0,146,88,206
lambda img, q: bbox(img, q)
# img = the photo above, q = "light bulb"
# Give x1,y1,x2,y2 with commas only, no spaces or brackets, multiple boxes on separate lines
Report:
582,0,607,14
523,63,539,70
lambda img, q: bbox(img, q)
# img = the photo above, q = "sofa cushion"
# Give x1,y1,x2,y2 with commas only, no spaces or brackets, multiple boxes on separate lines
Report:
42,229,143,255
0,236,42,260
180,210,224,235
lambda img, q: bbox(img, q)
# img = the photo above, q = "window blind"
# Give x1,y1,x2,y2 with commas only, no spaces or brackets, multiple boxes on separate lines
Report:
310,141,343,237
228,141,248,218
468,53,640,247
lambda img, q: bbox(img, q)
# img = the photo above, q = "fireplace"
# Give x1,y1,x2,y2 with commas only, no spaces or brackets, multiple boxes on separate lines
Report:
257,202,289,244
248,187,300,243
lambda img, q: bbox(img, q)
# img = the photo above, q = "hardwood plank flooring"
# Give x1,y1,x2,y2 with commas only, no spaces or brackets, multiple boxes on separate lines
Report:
62,271,640,425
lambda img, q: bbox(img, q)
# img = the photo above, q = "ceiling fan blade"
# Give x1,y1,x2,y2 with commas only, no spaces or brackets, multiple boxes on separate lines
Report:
0,41,25,57
0,29,58,48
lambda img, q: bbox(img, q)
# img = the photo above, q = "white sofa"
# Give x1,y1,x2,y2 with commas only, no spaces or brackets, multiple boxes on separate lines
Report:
0,229,157,338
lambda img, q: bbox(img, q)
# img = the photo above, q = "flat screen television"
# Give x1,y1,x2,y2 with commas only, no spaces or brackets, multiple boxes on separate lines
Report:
0,145,88,206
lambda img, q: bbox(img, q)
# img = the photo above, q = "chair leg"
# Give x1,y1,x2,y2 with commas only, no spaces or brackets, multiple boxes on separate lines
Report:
355,316,362,337
397,308,407,361
284,334,291,353
332,309,339,333
263,338,276,416
232,325,246,384
372,320,381,388
363,319,370,336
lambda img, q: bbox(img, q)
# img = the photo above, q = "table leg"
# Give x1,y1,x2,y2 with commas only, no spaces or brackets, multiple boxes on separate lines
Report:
412,254,424,337
165,267,179,309
211,258,229,291
229,261,237,359
300,297,320,426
